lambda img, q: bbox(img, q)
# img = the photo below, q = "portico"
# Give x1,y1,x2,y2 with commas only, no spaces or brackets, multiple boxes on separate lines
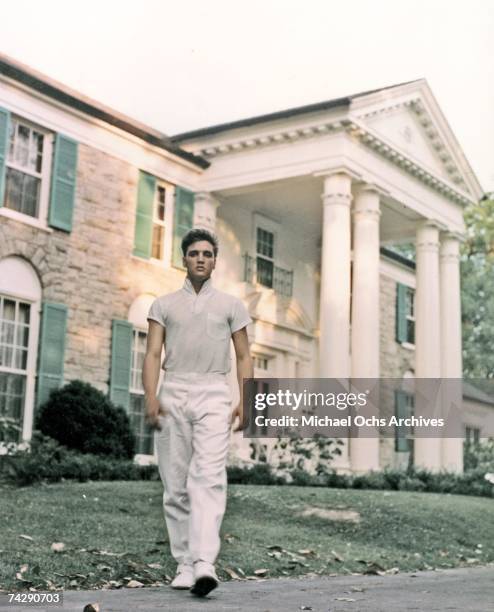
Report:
173,79,483,474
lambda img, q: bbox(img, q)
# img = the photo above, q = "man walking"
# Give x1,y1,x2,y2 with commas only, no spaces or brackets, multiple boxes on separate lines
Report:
143,228,253,597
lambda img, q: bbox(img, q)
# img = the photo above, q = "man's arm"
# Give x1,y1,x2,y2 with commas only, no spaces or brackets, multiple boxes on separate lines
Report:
142,320,166,430
231,327,253,432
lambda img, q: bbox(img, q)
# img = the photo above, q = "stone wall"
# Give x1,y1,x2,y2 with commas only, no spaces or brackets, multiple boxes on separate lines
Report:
379,272,415,468
0,143,184,393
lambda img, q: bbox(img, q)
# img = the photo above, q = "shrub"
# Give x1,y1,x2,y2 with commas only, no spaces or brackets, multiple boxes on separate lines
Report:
227,462,285,485
1,432,159,486
464,438,494,471
36,380,135,459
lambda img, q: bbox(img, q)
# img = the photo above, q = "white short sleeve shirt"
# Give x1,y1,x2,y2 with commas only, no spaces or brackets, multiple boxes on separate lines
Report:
147,277,252,374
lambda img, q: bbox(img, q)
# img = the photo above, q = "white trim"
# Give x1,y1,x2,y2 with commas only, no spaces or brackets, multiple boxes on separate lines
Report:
3,114,53,227
379,258,416,288
0,206,54,232
0,76,202,191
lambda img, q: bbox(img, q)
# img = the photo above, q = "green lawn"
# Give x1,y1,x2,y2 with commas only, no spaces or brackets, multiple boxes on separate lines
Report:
0,482,493,591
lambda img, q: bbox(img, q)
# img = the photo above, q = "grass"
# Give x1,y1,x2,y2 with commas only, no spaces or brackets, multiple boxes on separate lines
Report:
0,481,493,591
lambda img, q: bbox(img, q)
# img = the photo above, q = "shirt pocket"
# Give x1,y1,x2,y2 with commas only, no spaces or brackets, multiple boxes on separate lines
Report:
206,312,229,340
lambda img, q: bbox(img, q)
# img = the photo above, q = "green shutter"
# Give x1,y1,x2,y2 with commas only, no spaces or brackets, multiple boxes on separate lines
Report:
49,134,78,231
394,390,411,452
395,283,407,343
172,186,195,268
37,303,68,407
133,171,156,258
110,319,133,410
0,106,10,207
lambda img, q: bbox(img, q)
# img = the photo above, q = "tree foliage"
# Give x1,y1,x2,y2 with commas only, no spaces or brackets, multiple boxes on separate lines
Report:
461,195,494,378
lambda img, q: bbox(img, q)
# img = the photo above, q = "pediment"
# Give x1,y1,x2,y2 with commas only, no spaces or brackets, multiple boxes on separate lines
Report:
357,102,470,193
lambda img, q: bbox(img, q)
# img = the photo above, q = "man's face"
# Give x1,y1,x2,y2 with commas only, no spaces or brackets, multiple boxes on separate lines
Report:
183,240,216,281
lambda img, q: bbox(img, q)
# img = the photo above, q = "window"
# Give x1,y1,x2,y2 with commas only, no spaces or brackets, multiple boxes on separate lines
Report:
253,355,269,370
129,329,153,455
395,390,414,452
465,426,480,447
0,296,31,442
396,284,415,345
151,184,167,260
3,117,52,221
256,227,274,288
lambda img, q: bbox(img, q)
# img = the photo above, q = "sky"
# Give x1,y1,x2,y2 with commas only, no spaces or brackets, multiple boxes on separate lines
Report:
1,0,493,192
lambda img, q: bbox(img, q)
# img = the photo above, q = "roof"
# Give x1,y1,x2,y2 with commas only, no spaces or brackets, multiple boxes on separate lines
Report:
463,381,494,406
0,53,209,169
171,79,423,141
380,247,416,270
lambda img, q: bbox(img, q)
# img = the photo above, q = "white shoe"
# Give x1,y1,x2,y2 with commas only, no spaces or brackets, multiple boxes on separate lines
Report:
190,561,219,597
170,563,194,589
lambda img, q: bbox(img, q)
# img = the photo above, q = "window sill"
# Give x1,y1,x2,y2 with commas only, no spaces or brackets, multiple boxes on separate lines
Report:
0,207,53,233
400,341,415,351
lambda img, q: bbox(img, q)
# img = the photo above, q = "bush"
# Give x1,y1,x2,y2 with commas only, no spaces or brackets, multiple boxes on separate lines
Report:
36,380,135,459
225,462,493,498
227,462,285,485
464,438,494,471
1,432,159,486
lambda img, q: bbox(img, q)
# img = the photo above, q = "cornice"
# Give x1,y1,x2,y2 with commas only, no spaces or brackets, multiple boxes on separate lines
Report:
192,113,473,207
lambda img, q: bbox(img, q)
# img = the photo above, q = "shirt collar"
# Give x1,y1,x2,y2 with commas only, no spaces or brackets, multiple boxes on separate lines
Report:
183,276,214,296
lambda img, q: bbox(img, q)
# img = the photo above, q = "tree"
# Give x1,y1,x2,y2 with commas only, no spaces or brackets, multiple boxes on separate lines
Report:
461,194,494,379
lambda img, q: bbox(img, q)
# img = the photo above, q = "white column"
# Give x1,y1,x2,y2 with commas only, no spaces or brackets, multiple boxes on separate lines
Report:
440,233,463,472
319,173,352,378
350,185,381,472
193,192,219,233
319,172,352,471
414,221,442,470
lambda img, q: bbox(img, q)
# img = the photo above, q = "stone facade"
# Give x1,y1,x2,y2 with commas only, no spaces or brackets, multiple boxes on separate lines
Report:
379,271,415,469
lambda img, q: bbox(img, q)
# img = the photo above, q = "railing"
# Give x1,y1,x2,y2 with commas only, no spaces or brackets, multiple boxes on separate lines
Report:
243,253,293,298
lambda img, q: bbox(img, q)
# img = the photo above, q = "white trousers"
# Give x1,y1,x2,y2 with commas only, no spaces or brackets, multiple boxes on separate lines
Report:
154,371,233,565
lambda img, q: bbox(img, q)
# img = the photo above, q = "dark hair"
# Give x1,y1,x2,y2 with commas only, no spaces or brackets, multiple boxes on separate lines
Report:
181,228,219,257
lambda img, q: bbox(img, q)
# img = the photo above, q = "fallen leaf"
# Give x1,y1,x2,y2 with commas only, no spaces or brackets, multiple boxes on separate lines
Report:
331,550,344,562
336,597,356,601
223,567,243,580
51,542,65,553
386,567,399,575
19,534,34,541
254,568,268,576
298,549,316,557
126,580,144,588
300,606,313,610
147,563,162,569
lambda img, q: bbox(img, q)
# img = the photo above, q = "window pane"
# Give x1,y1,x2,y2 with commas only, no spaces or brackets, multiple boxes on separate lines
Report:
129,393,153,454
1,321,15,345
16,325,29,348
257,257,274,288
4,168,22,212
15,124,30,167
4,168,40,218
18,303,30,325
407,319,415,344
2,300,16,321
14,348,28,370
30,131,44,173
152,225,164,259
21,174,40,217
0,372,25,443
156,186,166,221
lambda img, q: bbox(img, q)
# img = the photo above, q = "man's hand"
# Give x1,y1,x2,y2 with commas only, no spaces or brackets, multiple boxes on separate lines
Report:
231,403,247,432
145,396,165,431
